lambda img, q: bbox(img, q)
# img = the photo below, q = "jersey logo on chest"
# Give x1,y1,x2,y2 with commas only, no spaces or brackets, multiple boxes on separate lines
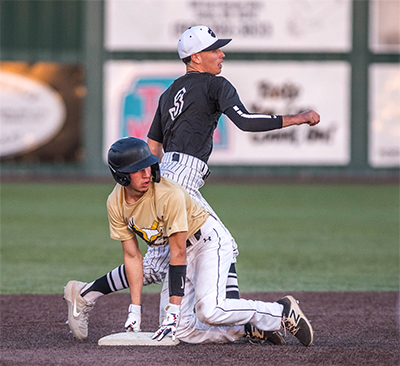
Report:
128,217,165,246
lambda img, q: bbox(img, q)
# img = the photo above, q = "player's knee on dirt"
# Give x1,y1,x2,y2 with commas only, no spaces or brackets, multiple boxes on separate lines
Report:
175,315,197,339
195,298,225,326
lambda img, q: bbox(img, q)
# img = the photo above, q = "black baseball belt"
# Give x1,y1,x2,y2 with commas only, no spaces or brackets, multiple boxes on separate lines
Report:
186,229,201,247
172,153,211,181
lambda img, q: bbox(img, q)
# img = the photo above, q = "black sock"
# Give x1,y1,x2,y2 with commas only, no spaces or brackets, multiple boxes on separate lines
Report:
81,275,112,297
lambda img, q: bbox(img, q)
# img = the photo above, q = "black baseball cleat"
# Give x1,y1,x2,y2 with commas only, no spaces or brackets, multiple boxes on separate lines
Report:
244,323,285,345
277,295,313,347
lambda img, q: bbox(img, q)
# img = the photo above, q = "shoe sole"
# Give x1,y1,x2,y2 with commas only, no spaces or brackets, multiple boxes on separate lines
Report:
245,324,286,346
283,295,313,347
265,331,285,346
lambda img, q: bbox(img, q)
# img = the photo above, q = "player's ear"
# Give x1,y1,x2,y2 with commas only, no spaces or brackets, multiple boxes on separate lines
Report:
191,53,201,65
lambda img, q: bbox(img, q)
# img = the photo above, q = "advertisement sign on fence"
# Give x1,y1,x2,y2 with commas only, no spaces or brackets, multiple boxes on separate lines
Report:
369,64,400,168
104,60,350,166
105,0,352,52
0,70,66,158
0,63,84,163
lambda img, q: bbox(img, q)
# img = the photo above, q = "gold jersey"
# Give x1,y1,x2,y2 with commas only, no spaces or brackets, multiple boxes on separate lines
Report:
107,176,209,246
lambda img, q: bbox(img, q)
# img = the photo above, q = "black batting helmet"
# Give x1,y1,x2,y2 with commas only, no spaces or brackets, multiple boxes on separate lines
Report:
108,137,160,186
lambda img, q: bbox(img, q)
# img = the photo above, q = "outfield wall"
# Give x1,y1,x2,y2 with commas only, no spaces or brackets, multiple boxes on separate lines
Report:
0,0,399,179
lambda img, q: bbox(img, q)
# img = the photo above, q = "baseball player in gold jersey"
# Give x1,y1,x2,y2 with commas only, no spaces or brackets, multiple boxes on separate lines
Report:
96,137,313,345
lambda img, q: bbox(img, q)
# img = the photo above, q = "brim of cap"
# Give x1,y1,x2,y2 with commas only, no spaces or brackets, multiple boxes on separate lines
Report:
122,154,159,173
201,39,232,52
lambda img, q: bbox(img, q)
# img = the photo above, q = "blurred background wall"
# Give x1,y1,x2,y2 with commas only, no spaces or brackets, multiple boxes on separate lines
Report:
0,0,399,181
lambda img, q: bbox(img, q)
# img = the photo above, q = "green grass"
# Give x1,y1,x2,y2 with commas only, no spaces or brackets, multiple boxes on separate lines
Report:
202,183,399,292
1,182,399,294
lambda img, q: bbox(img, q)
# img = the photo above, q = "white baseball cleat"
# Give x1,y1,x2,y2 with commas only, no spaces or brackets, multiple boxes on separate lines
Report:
64,280,96,341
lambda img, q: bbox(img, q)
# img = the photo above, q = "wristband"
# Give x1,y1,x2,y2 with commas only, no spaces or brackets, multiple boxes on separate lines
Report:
169,264,186,297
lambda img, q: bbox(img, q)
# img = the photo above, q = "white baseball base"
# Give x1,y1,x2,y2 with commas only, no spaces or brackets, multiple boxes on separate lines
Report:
98,332,180,346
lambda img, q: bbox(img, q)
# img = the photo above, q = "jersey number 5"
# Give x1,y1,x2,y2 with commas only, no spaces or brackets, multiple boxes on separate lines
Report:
169,87,186,121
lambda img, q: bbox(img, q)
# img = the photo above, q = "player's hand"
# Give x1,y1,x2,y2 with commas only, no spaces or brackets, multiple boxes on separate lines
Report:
303,110,320,126
151,303,180,341
282,110,320,128
125,304,141,332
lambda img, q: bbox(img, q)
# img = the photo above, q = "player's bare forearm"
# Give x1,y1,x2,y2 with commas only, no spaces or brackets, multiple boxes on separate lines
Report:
169,295,182,305
282,110,320,128
122,237,143,306
147,138,164,160
168,232,187,266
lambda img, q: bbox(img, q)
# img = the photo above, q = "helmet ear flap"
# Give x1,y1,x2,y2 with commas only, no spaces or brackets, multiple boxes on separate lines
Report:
109,165,131,186
151,163,161,183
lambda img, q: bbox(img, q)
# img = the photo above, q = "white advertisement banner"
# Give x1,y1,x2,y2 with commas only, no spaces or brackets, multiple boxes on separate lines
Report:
105,0,352,52
0,70,66,158
369,64,400,168
104,60,350,165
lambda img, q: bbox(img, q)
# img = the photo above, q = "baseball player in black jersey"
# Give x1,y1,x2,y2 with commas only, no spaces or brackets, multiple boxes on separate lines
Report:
148,25,319,163
64,25,319,343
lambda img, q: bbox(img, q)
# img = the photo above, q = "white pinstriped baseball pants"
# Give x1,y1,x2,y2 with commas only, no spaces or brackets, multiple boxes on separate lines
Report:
160,151,239,260
141,152,238,287
160,216,283,343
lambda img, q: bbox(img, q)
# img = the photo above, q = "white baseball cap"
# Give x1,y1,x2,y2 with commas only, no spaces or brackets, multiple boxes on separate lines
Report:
177,26,232,59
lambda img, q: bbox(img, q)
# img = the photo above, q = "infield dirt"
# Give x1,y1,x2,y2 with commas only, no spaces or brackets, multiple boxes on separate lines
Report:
1,291,399,365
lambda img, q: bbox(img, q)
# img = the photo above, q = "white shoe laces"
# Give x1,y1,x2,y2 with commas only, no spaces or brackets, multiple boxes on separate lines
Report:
78,300,95,326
